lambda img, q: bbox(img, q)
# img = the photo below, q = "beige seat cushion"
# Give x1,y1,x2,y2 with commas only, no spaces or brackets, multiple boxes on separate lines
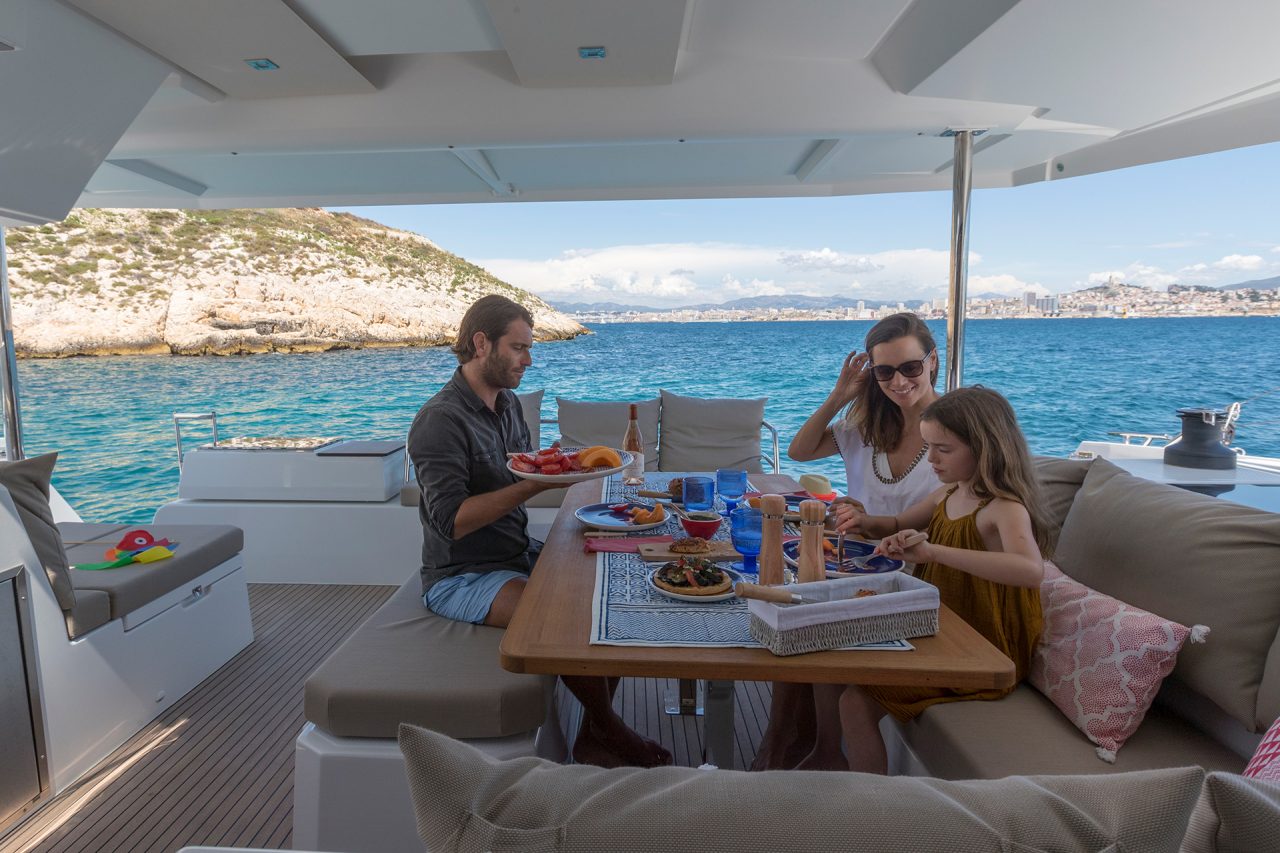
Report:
657,389,767,473
516,389,544,448
64,588,111,638
1181,771,1280,852
1031,455,1092,552
0,453,78,612
556,397,659,470
1054,458,1280,731
61,522,243,620
901,685,1246,779
399,723,1205,853
305,578,552,739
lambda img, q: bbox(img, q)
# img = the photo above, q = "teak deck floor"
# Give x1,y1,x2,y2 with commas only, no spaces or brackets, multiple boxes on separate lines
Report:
2,584,774,853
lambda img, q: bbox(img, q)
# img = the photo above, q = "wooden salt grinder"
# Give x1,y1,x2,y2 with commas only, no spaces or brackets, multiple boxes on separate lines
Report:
797,499,827,584
757,494,787,587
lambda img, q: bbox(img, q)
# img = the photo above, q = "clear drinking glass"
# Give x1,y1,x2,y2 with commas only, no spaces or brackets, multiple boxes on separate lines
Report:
729,505,763,575
716,468,747,516
683,476,715,511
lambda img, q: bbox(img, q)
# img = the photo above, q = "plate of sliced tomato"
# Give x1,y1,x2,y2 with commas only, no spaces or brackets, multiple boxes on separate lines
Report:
506,443,633,484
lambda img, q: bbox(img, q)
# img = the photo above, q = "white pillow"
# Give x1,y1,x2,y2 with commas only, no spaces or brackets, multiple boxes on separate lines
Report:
658,389,766,473
556,397,659,470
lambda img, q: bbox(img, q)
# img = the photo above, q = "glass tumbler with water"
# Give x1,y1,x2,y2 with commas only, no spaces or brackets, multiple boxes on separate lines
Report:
729,505,763,575
683,476,715,512
716,468,747,516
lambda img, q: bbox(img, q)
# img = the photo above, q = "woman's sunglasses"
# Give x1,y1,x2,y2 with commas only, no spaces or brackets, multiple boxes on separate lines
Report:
870,349,934,382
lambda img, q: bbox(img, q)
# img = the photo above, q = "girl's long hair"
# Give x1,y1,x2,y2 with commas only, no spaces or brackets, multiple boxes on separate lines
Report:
848,313,938,452
922,386,1052,556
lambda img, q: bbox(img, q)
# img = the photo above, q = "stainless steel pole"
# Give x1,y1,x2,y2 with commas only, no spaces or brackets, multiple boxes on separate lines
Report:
0,224,24,460
945,130,975,392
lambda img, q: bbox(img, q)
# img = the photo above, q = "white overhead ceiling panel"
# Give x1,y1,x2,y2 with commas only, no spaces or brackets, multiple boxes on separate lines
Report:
289,0,503,56
483,0,690,87
68,0,374,98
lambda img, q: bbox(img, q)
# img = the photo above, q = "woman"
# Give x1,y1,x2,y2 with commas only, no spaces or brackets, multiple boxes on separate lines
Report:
753,312,942,770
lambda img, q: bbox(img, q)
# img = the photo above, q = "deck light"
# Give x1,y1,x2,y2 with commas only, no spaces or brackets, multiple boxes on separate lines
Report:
578,46,606,59
244,58,279,70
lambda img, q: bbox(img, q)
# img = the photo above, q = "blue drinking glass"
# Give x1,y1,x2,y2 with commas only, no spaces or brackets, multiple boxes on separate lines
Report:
729,505,763,575
716,468,748,516
683,476,715,511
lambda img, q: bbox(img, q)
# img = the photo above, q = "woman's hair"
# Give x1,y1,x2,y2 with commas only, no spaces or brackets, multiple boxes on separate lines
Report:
451,294,534,364
849,312,938,451
922,386,1052,556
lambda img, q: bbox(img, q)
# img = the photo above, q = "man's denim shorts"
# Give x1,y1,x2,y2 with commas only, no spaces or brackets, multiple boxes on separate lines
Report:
424,569,528,624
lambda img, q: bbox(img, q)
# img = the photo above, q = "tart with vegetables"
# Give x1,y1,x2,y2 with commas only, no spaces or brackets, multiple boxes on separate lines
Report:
653,557,733,597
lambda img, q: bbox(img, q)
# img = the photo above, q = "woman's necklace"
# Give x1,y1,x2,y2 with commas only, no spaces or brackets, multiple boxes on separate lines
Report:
872,441,929,485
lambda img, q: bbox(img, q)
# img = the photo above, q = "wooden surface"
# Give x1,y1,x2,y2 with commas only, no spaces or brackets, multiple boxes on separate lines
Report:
502,475,1017,689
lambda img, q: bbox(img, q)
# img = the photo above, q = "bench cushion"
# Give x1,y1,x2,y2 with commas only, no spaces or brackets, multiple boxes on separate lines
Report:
400,724,1206,853
0,453,78,612
304,578,551,739
1054,458,1280,731
60,522,243,620
1031,455,1091,553
64,588,111,638
1182,771,1280,853
658,389,766,473
900,685,1245,779
556,397,660,471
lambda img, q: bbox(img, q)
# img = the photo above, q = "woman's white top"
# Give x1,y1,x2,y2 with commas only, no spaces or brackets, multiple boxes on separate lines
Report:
832,419,941,517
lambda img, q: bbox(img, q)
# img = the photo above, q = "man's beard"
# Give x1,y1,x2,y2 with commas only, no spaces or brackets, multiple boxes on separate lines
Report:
480,349,521,389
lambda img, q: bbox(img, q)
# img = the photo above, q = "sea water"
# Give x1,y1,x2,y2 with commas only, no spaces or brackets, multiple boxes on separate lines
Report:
12,316,1280,522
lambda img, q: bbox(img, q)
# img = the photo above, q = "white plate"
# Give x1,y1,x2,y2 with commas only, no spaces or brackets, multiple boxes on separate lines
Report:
647,564,742,603
506,449,633,484
574,502,670,531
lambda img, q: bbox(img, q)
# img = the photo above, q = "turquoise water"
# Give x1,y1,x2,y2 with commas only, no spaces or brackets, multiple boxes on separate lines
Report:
12,316,1280,522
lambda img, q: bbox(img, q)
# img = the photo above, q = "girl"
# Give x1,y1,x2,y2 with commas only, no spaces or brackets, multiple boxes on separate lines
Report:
831,385,1051,774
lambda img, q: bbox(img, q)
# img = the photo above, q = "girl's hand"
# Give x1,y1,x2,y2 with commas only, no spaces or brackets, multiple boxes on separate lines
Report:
876,529,932,563
830,351,870,407
830,497,867,534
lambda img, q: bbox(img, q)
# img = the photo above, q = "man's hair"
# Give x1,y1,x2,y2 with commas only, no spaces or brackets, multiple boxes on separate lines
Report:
451,295,534,364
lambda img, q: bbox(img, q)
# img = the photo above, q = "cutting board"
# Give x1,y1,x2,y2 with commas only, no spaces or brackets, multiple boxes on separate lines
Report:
637,540,743,561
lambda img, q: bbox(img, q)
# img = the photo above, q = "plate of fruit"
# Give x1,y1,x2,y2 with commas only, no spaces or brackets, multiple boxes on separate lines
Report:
575,501,669,531
507,443,633,484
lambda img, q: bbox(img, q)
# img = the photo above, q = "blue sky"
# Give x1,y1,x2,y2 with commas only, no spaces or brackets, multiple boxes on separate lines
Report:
335,140,1280,308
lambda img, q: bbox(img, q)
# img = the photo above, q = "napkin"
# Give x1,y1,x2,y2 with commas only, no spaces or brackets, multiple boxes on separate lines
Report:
584,535,674,553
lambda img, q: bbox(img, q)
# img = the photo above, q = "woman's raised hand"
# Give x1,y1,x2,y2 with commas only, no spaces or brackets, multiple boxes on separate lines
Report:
830,351,870,406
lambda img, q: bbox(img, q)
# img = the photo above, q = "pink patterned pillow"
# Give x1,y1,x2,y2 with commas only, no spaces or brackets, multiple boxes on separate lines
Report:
1030,561,1208,762
1244,717,1280,782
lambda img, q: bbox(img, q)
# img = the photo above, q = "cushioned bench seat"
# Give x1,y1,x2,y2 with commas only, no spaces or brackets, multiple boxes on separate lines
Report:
60,522,244,620
899,685,1246,779
64,588,112,638
304,577,553,739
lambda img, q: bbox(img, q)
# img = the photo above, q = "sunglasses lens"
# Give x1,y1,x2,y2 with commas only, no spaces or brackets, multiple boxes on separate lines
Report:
871,365,895,381
899,360,925,378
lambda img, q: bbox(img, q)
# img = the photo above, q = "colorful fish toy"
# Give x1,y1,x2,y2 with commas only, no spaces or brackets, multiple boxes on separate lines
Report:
72,529,180,571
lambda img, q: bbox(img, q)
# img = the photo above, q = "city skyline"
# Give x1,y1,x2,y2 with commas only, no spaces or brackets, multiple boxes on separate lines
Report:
336,139,1280,309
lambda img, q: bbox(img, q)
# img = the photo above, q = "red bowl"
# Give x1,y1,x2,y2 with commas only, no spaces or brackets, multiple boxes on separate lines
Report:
679,514,723,539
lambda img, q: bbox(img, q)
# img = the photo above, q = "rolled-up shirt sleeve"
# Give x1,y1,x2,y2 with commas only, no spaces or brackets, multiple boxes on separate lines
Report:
410,406,470,540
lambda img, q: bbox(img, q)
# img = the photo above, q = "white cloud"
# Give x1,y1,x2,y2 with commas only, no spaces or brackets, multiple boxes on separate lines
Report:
1085,264,1178,290
969,274,1046,297
1213,254,1264,271
477,243,967,307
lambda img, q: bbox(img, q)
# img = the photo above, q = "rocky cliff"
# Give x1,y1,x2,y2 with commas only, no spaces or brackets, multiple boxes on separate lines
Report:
3,208,585,357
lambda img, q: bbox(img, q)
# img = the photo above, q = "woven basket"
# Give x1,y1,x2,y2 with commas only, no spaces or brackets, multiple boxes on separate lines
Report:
747,574,939,656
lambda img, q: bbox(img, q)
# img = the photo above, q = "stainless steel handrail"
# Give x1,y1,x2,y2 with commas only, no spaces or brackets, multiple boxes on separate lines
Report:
173,412,219,470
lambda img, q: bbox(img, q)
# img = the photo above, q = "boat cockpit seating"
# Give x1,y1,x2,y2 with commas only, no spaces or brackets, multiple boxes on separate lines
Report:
0,453,252,794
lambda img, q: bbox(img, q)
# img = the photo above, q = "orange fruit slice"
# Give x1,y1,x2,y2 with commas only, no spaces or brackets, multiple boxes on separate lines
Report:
579,446,623,468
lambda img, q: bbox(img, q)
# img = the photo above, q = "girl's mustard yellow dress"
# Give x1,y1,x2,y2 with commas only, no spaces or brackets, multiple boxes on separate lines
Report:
864,487,1043,721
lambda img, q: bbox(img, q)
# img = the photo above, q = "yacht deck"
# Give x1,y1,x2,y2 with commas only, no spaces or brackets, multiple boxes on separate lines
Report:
1,583,773,853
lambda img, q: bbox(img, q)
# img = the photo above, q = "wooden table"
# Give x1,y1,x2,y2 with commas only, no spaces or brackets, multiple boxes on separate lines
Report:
501,473,1016,766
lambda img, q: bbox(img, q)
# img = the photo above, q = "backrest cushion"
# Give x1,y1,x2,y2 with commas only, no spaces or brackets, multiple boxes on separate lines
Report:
0,453,76,612
658,389,766,473
1030,561,1199,762
1054,458,1280,731
556,397,659,470
515,389,544,450
1180,771,1280,853
400,724,1204,853
1031,455,1092,553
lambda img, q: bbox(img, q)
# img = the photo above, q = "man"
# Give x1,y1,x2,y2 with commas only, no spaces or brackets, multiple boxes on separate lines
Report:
408,294,670,768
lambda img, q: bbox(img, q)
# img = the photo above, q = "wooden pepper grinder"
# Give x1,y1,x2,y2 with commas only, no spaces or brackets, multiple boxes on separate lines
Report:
796,499,827,584
757,494,787,587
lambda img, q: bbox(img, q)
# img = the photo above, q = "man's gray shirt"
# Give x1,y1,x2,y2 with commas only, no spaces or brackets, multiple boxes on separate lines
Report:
409,368,532,593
